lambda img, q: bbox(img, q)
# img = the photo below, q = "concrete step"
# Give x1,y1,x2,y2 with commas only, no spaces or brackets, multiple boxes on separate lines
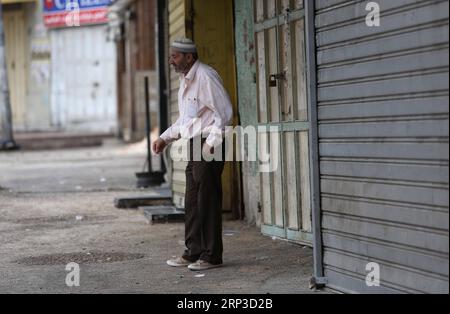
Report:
114,195,173,210
13,132,114,151
139,206,185,224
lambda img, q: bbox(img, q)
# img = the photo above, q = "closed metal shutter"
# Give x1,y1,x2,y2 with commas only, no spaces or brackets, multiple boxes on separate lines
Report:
168,0,188,208
50,25,117,133
315,0,449,293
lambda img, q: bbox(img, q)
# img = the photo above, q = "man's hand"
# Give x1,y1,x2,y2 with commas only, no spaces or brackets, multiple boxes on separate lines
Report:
202,143,214,157
153,138,167,155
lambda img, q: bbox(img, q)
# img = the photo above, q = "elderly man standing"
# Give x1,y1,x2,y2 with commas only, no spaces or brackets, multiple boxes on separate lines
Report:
153,38,233,271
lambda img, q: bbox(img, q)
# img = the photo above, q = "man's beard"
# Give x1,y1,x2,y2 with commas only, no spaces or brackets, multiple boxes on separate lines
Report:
173,61,191,74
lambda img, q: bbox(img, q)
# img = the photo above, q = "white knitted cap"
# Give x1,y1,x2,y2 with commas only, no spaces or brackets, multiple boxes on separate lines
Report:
171,38,197,53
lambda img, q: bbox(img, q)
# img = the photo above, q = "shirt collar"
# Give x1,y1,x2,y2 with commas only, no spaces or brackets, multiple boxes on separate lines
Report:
184,60,200,82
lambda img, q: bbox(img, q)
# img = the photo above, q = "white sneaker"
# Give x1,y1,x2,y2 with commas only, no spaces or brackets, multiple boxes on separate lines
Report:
188,260,223,271
167,257,192,267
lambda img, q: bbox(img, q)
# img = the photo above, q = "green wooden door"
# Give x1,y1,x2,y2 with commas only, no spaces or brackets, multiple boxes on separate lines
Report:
254,0,312,244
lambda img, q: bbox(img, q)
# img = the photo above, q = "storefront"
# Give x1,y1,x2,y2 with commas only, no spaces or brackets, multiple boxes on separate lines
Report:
44,0,118,133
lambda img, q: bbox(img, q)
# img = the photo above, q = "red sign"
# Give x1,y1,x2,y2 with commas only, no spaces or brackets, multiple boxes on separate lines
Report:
44,0,55,10
43,8,109,28
43,1,112,28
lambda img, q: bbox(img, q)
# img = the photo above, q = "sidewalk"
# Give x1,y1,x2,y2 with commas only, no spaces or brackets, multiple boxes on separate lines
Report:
0,140,322,294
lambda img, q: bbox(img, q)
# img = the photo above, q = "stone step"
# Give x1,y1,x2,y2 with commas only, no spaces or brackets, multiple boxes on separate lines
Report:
114,195,173,210
139,206,185,224
14,132,113,151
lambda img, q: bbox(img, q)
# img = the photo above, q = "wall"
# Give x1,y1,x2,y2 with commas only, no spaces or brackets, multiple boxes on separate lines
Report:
114,0,157,142
234,0,260,225
167,0,187,208
130,0,157,141
24,1,51,131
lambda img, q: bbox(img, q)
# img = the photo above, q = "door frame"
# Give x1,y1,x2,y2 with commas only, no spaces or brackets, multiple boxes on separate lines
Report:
304,0,325,286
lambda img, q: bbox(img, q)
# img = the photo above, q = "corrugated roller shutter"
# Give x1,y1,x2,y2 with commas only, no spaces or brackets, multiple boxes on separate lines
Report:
168,0,187,208
50,25,117,133
315,0,449,293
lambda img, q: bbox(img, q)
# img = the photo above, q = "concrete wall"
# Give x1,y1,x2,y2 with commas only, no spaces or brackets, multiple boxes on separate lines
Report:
23,1,51,131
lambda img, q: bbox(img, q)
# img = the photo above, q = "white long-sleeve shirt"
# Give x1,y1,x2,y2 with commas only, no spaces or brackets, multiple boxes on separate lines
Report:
160,61,233,148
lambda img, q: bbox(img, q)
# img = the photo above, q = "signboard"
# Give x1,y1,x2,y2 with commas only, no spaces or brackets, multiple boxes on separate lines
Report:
43,0,113,28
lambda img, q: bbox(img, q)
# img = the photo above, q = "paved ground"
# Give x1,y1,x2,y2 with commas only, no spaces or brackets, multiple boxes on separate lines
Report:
0,140,321,294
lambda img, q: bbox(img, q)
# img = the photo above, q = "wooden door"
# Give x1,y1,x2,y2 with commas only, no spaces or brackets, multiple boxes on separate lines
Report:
3,9,26,128
190,0,242,215
255,0,312,244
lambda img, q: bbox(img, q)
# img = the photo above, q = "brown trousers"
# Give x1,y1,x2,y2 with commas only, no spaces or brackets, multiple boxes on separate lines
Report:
182,138,225,265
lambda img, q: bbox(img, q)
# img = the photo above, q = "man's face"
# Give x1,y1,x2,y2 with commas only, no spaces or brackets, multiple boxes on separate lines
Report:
169,49,194,74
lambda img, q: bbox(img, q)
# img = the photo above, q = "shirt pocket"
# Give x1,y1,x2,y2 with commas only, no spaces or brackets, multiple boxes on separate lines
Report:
186,98,199,118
